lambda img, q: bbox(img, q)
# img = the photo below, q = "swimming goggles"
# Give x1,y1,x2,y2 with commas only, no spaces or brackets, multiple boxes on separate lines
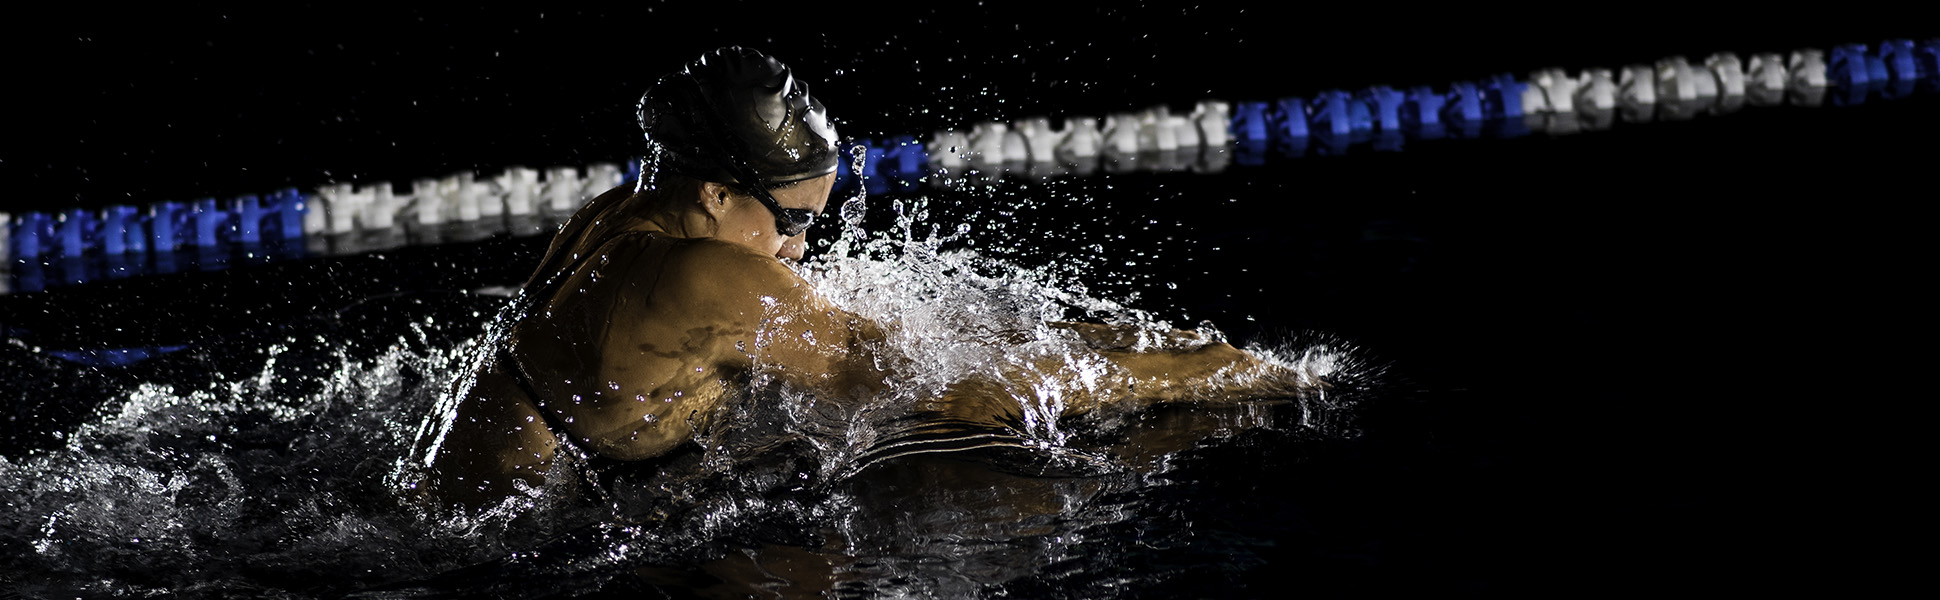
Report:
744,183,818,237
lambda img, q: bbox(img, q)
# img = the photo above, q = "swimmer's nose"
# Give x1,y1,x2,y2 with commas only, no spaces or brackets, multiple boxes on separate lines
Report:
778,234,806,260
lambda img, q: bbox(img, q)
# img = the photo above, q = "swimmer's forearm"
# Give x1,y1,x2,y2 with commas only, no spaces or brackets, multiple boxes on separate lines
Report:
1051,321,1213,352
1097,342,1264,402
1027,340,1296,419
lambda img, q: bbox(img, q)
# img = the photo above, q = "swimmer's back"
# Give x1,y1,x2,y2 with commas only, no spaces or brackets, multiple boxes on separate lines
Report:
510,221,878,461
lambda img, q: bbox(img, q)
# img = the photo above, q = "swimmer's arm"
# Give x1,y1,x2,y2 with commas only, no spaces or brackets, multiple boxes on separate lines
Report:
695,245,889,397
1039,322,1295,415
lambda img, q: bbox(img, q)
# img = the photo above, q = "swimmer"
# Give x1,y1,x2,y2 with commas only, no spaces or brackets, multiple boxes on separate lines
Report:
421,47,1295,508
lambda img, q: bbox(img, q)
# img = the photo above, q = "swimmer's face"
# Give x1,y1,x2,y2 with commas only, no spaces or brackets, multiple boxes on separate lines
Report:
712,173,835,261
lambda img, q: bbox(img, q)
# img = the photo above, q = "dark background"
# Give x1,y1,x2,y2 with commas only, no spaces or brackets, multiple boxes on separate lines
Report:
3,4,1923,596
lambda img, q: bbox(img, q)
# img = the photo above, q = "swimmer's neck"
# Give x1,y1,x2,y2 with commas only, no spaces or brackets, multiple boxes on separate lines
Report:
590,188,714,240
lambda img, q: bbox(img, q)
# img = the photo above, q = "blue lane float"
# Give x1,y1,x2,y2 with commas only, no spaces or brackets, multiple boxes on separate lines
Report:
44,345,192,368
1403,86,1448,139
1230,101,1271,146
1443,81,1486,137
9,212,53,261
1360,86,1406,135
150,201,187,253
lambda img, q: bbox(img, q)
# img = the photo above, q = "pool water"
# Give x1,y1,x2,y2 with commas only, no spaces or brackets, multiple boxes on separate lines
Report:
1,170,1383,598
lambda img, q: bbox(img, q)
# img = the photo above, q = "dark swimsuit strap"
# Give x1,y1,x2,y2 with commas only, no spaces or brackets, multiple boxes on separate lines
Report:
497,344,547,411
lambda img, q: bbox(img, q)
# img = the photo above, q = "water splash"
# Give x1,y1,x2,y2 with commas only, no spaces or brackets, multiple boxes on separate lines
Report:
0,327,494,596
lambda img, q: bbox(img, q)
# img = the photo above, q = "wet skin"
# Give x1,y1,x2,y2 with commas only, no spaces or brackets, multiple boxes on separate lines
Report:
426,174,873,505
423,174,1290,508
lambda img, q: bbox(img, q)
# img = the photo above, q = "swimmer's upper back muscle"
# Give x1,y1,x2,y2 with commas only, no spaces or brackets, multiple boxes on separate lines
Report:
517,233,882,461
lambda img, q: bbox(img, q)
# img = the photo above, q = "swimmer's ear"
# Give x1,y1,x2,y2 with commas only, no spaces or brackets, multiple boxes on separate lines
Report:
698,181,734,217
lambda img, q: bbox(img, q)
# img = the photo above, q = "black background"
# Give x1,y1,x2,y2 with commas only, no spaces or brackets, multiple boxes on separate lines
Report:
3,4,1925,596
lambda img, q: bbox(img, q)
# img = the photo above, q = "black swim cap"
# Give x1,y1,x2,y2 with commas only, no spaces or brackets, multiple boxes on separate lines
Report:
638,47,840,188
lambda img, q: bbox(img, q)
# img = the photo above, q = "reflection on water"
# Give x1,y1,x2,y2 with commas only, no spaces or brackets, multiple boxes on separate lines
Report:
0,186,1374,598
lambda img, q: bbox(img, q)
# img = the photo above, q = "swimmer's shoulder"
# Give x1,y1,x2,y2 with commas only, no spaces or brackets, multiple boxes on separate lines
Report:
642,237,811,310
656,237,799,281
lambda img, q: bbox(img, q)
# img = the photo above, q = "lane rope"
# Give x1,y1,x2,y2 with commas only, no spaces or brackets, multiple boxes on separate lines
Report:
5,38,1932,294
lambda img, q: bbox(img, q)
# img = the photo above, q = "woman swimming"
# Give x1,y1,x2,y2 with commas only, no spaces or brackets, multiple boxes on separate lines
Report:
420,47,1295,508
